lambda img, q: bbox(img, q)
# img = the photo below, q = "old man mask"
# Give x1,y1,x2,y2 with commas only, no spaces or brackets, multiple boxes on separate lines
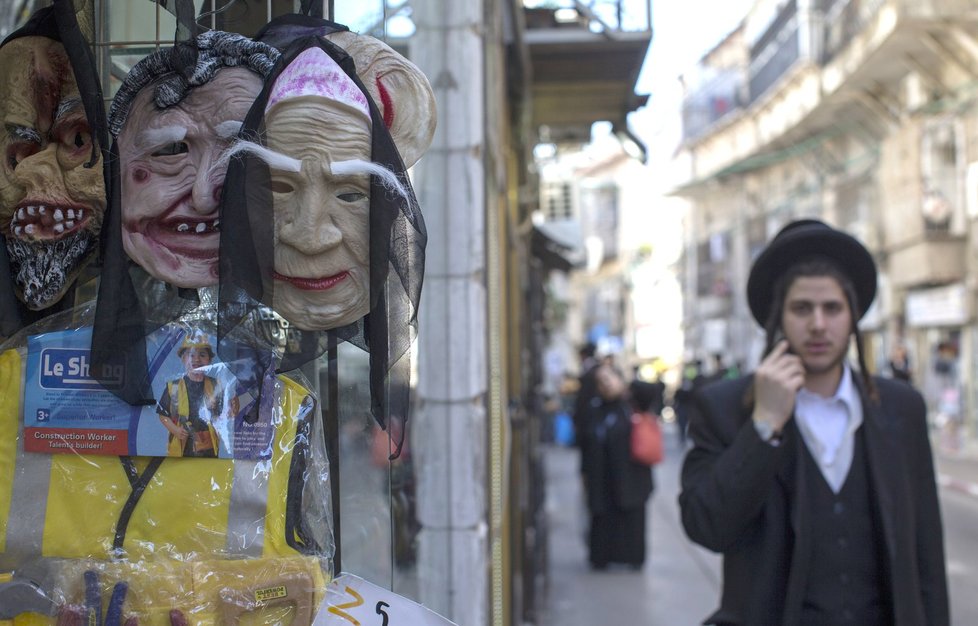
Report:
221,31,435,332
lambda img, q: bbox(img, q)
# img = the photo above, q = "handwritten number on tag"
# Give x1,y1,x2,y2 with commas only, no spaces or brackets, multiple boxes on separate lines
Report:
329,585,366,625
376,601,391,626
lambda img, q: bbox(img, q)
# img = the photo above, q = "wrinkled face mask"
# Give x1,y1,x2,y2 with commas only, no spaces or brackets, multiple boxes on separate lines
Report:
118,67,262,288
0,36,104,310
253,44,378,332
267,98,372,331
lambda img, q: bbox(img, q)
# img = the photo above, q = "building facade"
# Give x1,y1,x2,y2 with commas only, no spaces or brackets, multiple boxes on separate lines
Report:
675,0,978,443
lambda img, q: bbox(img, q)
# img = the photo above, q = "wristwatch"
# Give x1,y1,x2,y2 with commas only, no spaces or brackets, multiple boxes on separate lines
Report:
753,419,783,446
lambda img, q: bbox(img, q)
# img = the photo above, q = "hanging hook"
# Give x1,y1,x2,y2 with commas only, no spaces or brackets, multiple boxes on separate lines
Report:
196,0,242,27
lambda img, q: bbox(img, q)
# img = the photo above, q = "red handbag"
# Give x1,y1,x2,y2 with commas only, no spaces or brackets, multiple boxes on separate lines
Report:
630,411,664,465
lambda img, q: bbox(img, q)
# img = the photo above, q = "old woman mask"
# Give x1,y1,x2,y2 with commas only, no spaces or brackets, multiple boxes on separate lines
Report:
256,34,435,331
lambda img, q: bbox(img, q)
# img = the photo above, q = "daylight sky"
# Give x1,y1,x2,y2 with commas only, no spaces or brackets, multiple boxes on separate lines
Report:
630,0,755,171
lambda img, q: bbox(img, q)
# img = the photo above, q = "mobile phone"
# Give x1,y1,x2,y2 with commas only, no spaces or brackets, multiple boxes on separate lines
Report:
771,329,794,355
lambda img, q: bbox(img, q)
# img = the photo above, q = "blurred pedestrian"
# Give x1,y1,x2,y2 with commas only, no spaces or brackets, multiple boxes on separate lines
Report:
631,378,665,416
579,364,653,570
932,340,962,453
571,342,600,448
673,359,705,446
680,219,948,625
887,343,912,383
707,353,728,383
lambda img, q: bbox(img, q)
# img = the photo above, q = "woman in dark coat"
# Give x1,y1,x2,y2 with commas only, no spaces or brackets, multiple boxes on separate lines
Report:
579,364,654,569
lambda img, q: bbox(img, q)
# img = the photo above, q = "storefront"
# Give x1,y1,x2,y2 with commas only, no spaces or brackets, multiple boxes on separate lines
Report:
905,283,971,443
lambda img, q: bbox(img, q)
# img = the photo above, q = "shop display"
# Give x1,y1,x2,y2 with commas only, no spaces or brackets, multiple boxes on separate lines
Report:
0,6,437,624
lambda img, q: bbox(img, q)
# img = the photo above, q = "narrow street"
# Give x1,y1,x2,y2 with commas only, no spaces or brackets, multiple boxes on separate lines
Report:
539,424,720,625
540,424,978,625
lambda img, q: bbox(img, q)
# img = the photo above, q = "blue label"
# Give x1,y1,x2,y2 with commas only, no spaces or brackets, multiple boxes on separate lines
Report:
38,348,121,390
23,326,276,459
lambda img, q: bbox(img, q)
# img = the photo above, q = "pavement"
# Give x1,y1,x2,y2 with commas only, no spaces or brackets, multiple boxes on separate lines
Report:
934,436,978,499
536,421,978,626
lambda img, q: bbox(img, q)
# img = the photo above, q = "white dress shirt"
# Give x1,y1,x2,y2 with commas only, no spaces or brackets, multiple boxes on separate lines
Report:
793,365,863,493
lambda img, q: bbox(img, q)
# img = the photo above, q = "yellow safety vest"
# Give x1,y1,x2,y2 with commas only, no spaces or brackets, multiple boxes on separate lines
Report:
0,348,332,625
164,376,221,457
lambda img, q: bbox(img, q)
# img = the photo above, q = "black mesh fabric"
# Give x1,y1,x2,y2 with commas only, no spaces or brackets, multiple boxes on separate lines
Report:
91,32,280,405
90,142,201,404
0,0,107,337
218,19,427,453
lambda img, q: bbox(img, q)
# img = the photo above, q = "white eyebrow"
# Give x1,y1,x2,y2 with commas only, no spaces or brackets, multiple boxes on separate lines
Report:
217,140,302,174
135,125,186,154
330,159,408,199
215,120,242,138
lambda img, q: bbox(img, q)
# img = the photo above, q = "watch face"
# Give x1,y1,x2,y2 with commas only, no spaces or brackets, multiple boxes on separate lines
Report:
755,419,777,443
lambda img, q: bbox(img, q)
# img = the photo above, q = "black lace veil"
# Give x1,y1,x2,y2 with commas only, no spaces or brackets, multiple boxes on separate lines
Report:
217,17,427,451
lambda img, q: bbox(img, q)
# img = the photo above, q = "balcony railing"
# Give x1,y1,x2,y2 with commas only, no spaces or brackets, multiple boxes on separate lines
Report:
820,0,886,63
748,0,801,103
523,0,652,35
682,68,747,143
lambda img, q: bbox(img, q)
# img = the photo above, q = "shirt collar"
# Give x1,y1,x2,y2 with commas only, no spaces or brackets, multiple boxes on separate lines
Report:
797,363,863,423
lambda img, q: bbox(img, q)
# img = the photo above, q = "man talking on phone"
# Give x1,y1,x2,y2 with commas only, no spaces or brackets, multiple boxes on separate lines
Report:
679,219,948,625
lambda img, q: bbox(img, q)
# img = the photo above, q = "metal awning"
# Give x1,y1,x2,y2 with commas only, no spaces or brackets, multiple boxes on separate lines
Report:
531,220,584,272
525,6,652,145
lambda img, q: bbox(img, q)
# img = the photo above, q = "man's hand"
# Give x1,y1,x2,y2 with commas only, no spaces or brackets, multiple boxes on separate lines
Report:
752,340,804,435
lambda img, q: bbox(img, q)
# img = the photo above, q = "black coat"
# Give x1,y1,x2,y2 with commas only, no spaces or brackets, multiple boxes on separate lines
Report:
580,398,654,514
572,361,599,449
680,374,949,626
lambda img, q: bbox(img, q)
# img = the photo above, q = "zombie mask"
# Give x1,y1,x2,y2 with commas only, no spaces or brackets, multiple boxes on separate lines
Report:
0,35,104,310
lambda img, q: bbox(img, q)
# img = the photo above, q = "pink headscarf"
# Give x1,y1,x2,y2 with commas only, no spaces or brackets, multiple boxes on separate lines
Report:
266,47,370,125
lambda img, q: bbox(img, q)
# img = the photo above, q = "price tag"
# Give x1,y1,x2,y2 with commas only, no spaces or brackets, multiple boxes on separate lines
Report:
315,573,458,626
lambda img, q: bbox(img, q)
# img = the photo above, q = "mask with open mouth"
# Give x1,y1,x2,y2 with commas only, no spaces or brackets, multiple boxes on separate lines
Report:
0,12,106,314
115,64,262,288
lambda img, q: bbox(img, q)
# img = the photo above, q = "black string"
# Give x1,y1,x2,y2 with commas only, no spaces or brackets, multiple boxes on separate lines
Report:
285,395,317,554
323,338,341,571
118,456,139,487
112,457,165,554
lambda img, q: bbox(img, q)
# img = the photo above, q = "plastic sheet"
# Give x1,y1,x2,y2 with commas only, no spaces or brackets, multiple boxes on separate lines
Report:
0,307,334,625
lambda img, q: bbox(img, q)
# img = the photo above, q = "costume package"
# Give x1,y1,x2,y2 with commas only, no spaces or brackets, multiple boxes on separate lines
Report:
1,6,436,624
0,307,333,625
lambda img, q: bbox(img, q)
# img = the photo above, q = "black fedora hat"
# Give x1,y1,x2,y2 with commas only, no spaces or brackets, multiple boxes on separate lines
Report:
747,219,876,326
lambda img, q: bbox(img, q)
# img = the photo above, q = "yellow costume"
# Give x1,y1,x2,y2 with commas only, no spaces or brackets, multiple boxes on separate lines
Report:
160,375,222,457
0,347,332,625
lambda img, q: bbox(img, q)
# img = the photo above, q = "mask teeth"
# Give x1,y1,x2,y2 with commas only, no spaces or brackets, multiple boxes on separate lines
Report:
174,219,219,233
10,205,90,238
